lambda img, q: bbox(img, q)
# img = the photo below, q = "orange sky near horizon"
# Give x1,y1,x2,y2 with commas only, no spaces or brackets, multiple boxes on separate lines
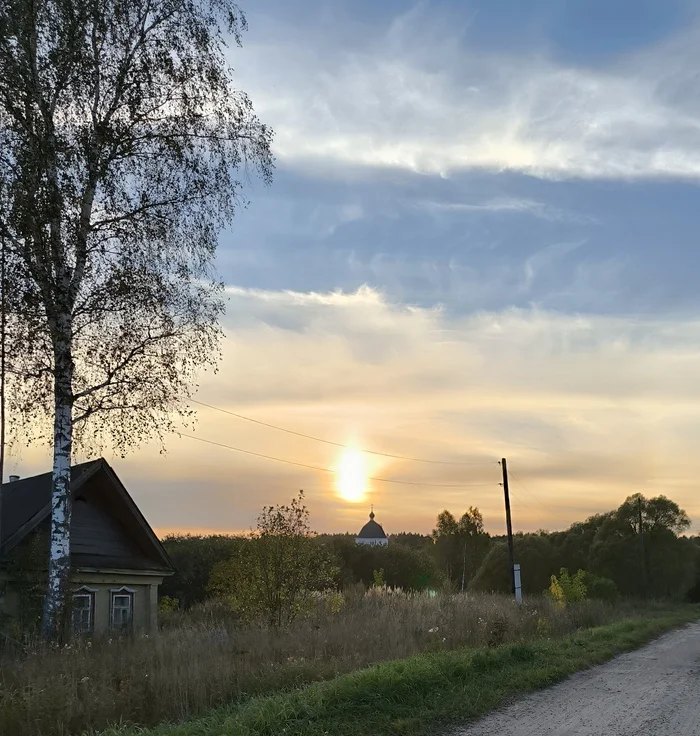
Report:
7,287,700,539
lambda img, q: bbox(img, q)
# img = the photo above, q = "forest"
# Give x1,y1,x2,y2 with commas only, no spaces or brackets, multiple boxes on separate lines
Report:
159,492,700,615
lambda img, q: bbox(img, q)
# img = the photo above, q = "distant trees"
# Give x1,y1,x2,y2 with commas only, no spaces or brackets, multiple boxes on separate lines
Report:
468,494,695,600
328,536,444,591
432,508,490,590
389,532,433,551
585,494,693,599
160,492,698,622
470,534,557,595
160,535,246,609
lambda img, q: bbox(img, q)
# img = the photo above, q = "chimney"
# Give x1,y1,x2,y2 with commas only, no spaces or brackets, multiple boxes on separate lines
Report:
8,475,19,482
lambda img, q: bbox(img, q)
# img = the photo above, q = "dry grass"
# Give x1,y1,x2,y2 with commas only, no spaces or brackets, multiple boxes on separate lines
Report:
0,590,673,736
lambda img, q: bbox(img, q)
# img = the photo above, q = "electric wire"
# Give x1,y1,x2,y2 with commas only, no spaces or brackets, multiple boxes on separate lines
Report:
190,399,497,467
179,433,499,488
508,470,550,511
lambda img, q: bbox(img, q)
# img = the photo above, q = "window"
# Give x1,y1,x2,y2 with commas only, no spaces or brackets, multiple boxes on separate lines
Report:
110,588,134,631
72,588,95,634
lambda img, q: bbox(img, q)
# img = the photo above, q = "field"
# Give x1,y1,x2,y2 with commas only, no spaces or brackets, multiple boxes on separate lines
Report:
0,589,694,736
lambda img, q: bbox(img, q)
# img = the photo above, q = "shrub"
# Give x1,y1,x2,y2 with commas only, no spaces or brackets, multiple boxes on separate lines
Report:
487,616,508,647
159,596,180,614
549,568,587,606
579,571,618,601
207,493,337,627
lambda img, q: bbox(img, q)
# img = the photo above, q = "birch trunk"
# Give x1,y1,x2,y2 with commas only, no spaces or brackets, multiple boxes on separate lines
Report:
41,321,73,641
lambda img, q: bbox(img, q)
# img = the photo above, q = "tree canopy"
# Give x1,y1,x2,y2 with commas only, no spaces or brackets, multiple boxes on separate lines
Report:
431,507,490,590
0,0,272,639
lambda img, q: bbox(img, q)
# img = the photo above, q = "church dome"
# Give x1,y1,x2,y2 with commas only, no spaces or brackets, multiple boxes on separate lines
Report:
357,509,387,539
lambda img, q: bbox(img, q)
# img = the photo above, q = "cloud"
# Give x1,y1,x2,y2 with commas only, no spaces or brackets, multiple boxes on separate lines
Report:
61,284,694,536
13,286,700,535
416,197,596,224
235,7,700,180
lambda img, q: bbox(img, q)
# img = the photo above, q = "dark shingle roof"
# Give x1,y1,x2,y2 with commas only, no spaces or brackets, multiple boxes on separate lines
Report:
357,511,387,539
0,458,174,573
1,460,101,553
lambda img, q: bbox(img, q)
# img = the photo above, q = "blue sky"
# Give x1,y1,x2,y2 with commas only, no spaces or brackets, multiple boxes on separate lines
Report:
219,0,700,318
15,0,700,536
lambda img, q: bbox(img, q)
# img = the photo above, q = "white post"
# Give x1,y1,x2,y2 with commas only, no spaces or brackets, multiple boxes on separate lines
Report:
513,563,523,604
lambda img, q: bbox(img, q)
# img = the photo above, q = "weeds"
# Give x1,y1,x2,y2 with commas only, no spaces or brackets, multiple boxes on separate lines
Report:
100,609,700,736
0,591,681,736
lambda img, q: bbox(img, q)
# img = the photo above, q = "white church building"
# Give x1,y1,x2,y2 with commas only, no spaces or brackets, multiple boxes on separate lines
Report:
355,508,388,547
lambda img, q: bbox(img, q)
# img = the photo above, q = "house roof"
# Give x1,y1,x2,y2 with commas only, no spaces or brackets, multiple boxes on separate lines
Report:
357,510,387,539
0,458,174,573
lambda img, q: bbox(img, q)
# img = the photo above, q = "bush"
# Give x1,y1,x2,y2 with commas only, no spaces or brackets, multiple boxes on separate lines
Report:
579,571,618,601
208,493,337,627
549,568,587,606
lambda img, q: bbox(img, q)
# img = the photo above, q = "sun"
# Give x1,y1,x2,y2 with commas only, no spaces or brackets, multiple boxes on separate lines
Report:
336,448,368,503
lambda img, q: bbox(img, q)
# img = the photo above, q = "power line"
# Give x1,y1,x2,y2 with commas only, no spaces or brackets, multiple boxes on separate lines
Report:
190,399,497,466
498,481,531,509
508,470,550,511
179,433,499,488
497,460,532,509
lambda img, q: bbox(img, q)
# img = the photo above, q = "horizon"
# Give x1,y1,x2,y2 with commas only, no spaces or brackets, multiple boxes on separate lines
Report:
6,0,700,536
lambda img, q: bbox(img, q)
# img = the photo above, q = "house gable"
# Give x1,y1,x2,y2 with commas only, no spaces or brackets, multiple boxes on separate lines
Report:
0,459,173,574
70,483,158,570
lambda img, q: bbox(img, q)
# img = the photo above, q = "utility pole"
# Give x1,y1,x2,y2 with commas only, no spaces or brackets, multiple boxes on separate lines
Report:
501,458,516,596
461,540,467,593
0,233,5,554
638,496,647,596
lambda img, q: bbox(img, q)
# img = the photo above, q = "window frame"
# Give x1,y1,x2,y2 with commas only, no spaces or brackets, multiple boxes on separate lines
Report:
71,586,97,634
110,586,135,632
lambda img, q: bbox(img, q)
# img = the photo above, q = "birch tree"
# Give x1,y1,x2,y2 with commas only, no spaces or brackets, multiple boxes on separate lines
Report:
0,0,273,640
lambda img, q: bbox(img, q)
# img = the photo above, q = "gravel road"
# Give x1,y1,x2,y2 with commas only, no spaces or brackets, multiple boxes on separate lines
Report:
454,622,700,736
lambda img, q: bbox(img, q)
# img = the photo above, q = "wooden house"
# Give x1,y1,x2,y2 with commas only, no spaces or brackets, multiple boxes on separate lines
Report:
0,458,174,635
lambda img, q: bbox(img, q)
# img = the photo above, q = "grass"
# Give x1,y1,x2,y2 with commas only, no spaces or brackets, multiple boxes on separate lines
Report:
100,607,699,736
0,591,694,736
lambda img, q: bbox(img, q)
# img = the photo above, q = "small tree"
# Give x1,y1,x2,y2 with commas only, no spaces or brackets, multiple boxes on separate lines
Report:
0,0,273,639
208,492,336,626
432,507,490,590
549,568,587,607
578,571,618,602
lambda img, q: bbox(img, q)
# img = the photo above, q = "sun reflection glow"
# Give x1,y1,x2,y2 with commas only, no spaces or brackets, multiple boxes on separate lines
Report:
336,448,368,503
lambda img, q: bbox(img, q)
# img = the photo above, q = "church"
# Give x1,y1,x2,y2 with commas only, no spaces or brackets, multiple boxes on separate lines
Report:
355,508,388,547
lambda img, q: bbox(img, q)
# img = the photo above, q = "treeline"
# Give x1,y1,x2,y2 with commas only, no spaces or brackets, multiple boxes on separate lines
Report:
160,493,700,609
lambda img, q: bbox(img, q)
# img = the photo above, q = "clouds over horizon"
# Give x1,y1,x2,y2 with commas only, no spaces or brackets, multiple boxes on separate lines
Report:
33,284,696,536
10,282,700,535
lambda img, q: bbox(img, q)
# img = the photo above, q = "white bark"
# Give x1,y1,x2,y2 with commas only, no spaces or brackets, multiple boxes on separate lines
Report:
41,321,73,641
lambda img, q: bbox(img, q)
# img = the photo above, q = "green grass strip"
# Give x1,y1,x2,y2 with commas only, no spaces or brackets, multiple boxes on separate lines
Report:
101,608,699,736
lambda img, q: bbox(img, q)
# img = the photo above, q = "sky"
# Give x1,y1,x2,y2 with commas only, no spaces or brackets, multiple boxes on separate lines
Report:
10,0,700,537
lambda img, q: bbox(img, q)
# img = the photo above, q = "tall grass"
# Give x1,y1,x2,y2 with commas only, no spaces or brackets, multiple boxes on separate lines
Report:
103,611,700,736
0,590,677,736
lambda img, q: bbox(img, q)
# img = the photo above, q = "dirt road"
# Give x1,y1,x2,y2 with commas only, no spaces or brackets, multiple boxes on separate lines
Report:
455,622,700,736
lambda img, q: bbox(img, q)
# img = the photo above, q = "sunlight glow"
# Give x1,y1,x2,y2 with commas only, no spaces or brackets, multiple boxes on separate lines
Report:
336,448,368,503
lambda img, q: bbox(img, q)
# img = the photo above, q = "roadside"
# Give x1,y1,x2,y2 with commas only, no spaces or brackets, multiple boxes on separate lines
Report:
99,607,699,736
456,621,700,736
